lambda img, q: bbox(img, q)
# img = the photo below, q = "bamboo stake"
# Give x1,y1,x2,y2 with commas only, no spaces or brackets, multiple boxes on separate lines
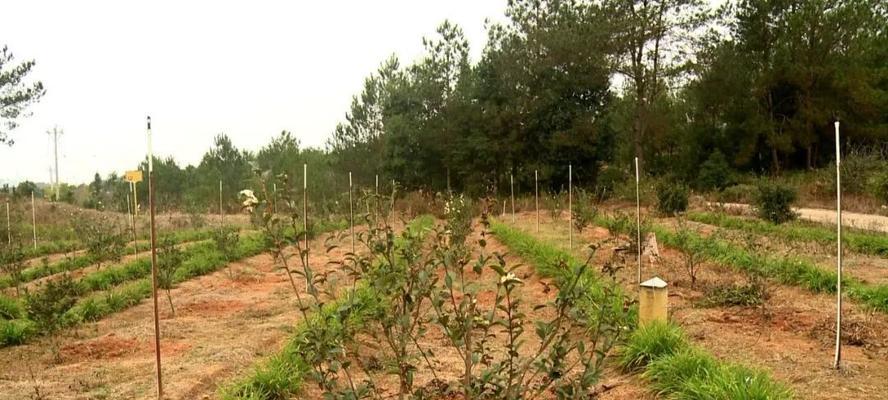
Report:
834,121,843,369
510,173,515,223
132,182,139,243
5,200,10,245
219,180,223,230
146,116,163,399
568,164,572,250
126,191,137,256
349,172,355,253
535,170,539,234
635,157,641,285
31,192,36,250
303,164,309,273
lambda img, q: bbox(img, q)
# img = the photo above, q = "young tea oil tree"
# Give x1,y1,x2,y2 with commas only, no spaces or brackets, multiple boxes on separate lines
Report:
673,218,704,288
572,189,598,234
0,243,26,296
156,236,183,317
71,213,126,269
25,274,78,361
212,226,240,278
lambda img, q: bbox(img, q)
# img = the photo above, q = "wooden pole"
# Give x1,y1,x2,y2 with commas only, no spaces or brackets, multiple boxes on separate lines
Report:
568,164,572,250
349,172,355,253
510,173,515,223
31,191,36,250
834,121,843,370
146,116,163,399
636,157,641,285
535,170,539,234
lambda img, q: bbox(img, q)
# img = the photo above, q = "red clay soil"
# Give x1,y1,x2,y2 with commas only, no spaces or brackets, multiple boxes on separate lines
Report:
0,230,354,400
509,211,888,400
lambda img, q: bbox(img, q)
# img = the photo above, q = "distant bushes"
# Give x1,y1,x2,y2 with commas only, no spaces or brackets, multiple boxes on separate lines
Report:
696,150,734,191
718,183,758,204
755,183,797,224
657,182,689,216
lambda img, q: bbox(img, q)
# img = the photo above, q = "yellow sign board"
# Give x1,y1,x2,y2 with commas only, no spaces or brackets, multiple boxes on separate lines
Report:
125,170,143,183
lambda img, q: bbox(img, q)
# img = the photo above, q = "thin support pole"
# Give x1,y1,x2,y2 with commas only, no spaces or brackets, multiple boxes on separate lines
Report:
510,173,515,223
219,180,224,229
834,121,843,370
31,192,37,250
126,191,137,256
635,157,641,285
146,116,163,399
6,200,10,245
349,172,355,254
535,170,539,234
568,164,572,250
303,164,309,276
391,179,396,223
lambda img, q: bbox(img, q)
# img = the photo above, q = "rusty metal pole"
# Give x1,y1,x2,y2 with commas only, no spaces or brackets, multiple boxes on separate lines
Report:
146,116,163,398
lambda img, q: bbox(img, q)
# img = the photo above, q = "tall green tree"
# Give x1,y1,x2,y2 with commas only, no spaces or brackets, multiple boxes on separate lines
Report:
0,45,45,145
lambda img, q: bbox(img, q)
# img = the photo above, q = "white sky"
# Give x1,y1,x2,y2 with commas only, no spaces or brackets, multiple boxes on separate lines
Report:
0,0,507,185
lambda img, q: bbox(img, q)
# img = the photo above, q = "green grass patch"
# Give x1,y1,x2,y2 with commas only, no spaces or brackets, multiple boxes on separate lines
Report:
597,214,888,313
494,220,792,399
688,211,888,257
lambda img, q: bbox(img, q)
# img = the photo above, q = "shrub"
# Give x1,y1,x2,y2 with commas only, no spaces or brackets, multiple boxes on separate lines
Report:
620,322,688,371
696,150,733,191
755,183,797,224
718,184,758,204
702,281,768,308
157,236,184,316
869,169,888,205
595,166,627,201
657,182,689,216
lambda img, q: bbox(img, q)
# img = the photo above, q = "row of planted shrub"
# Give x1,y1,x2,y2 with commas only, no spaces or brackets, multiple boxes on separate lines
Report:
220,215,436,399
490,219,792,399
688,211,888,257
1,227,222,289
0,221,345,347
596,214,888,313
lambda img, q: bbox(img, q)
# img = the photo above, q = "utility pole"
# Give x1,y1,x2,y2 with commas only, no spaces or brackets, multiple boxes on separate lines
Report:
47,126,62,201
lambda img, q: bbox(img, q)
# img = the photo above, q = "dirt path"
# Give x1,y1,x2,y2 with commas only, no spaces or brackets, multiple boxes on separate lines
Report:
0,231,353,400
510,211,888,400
712,202,888,233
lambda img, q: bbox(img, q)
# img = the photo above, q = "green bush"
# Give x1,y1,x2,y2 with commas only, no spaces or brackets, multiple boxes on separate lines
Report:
595,166,627,200
657,182,689,216
0,296,24,320
755,183,797,224
696,150,734,191
718,184,758,204
869,169,888,205
0,319,36,346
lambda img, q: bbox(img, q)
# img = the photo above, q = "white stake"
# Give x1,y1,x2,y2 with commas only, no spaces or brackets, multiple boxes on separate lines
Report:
834,121,843,370
303,164,309,268
568,164,572,250
535,170,539,233
635,157,641,285
31,191,36,250
510,173,515,223
5,200,10,245
349,172,355,253
219,180,223,229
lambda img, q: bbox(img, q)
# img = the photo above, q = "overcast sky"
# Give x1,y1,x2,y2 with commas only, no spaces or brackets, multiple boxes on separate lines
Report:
0,1,507,185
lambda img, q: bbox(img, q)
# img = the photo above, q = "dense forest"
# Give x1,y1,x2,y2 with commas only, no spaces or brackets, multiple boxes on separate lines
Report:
6,0,887,211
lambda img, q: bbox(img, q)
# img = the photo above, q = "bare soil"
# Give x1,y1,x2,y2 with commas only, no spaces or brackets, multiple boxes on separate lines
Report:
509,211,888,400
0,230,353,400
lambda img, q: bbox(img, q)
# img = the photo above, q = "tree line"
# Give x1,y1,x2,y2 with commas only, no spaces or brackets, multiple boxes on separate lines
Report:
4,0,886,211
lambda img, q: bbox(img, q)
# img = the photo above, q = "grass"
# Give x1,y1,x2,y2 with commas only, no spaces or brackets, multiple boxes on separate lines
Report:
492,219,792,399
688,211,888,257
0,227,220,289
221,215,436,400
596,214,888,313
